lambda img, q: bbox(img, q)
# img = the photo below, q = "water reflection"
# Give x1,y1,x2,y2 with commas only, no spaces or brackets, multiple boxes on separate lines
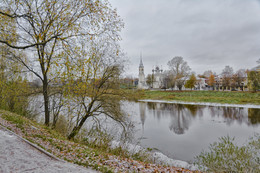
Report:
141,102,260,135
209,106,248,126
248,108,260,125
139,102,146,131
169,104,191,134
145,102,204,134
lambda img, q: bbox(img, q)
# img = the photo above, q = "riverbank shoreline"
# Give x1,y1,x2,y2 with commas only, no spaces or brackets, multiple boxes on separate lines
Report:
139,99,260,109
140,90,260,105
0,110,200,173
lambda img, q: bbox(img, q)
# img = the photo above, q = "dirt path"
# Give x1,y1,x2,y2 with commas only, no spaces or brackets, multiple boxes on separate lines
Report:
0,127,98,173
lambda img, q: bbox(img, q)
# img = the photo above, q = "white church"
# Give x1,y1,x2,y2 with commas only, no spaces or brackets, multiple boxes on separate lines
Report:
138,55,164,89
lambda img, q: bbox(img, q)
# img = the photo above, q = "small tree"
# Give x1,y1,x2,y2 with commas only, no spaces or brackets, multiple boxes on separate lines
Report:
185,73,196,90
146,74,154,88
120,76,135,89
64,34,127,139
248,71,260,92
208,74,215,90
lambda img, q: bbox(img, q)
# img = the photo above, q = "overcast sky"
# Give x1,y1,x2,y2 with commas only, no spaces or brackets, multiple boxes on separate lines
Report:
109,0,260,77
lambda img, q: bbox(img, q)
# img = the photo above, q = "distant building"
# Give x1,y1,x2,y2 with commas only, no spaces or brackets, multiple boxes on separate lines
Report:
251,65,260,72
195,77,207,90
137,55,164,89
152,66,163,88
138,56,148,89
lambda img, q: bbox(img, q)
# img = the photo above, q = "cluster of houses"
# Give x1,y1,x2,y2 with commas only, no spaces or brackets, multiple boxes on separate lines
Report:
137,58,260,91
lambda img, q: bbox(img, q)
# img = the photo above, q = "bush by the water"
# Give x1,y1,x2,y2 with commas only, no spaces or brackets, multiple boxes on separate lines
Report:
195,135,260,172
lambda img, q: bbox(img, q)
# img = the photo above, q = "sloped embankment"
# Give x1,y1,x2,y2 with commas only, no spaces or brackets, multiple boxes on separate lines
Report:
0,110,200,173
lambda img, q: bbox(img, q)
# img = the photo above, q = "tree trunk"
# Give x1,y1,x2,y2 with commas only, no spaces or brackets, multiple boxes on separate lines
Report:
52,113,58,129
68,114,90,140
43,77,50,126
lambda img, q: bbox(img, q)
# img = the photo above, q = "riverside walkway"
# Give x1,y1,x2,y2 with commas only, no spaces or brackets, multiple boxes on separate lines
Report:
0,127,98,173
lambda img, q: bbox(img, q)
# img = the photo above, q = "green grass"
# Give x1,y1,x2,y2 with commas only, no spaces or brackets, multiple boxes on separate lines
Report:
1,110,27,129
140,90,260,105
0,110,152,173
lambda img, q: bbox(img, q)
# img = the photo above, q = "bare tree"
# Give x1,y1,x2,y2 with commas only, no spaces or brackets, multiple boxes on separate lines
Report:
203,70,214,78
221,66,234,90
0,0,123,125
162,71,170,90
233,69,247,91
167,56,191,90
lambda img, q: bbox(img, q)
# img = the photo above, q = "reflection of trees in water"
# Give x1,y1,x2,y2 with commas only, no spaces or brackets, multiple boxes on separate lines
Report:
142,102,260,135
145,102,204,135
209,107,260,126
146,102,163,120
168,104,191,135
139,102,146,130
248,108,260,125
183,105,204,117
210,107,245,125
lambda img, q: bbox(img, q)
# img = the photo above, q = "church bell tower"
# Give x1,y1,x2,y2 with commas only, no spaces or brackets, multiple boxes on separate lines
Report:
138,53,145,89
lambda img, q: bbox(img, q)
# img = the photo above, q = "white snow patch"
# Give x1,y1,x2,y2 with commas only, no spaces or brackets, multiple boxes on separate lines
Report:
152,152,199,170
139,99,260,109
110,140,200,170
110,140,144,155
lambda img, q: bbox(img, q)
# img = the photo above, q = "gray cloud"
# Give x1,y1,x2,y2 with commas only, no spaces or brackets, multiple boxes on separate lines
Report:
110,0,260,77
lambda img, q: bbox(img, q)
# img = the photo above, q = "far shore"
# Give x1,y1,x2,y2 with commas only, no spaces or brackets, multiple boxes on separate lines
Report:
139,90,260,106
139,99,260,109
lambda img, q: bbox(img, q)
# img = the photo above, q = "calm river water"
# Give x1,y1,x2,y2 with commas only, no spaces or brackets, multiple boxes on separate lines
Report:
31,96,260,163
123,101,260,162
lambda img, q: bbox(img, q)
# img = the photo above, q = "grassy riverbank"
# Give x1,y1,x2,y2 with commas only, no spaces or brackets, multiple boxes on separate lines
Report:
140,90,260,105
0,110,198,173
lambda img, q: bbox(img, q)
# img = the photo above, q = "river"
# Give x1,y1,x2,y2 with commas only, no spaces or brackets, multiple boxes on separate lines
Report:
123,101,260,162
29,95,260,163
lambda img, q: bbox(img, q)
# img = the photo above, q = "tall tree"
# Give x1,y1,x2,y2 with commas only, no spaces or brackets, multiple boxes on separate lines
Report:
221,66,234,90
167,56,191,91
0,0,123,126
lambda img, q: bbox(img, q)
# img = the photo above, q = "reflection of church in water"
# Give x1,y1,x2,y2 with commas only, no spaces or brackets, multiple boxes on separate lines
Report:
139,102,146,131
138,102,259,135
138,54,164,89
